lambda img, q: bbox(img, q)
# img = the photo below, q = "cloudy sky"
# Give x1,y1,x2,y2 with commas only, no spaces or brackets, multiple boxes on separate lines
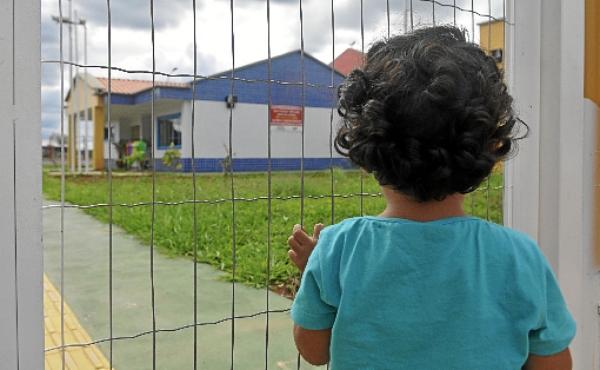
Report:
41,0,506,140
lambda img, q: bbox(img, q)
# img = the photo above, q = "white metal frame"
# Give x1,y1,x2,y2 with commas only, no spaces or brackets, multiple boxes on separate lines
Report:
0,0,43,368
1,0,598,368
505,0,600,368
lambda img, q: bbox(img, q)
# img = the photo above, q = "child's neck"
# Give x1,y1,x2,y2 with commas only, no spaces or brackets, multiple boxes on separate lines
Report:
379,186,466,222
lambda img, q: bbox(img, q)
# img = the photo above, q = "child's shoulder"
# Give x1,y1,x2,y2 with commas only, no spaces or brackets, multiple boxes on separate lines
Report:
470,218,548,267
320,216,376,234
478,219,539,247
316,217,376,246
329,216,542,254
324,216,542,248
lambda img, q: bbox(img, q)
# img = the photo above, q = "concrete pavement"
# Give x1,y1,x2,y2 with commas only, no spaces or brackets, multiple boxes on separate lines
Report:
43,202,321,370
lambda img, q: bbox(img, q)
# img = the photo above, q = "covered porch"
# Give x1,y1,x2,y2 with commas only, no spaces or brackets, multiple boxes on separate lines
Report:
65,74,189,171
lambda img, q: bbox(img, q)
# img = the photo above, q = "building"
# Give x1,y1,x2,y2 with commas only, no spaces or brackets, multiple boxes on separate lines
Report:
65,50,349,172
478,19,505,69
330,48,365,76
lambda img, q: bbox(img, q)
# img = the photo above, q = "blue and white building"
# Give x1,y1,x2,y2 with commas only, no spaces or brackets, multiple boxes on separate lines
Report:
66,50,352,172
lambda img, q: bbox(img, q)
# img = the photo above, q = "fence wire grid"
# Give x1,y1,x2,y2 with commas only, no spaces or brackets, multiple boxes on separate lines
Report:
42,0,511,369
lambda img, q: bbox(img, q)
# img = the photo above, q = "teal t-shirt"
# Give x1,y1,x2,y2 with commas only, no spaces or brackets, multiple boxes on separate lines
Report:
291,216,576,369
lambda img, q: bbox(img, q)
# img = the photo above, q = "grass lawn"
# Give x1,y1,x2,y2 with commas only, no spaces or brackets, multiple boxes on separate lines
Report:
43,168,503,291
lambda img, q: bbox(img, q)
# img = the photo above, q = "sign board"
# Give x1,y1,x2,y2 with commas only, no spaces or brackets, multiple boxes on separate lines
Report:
270,105,303,126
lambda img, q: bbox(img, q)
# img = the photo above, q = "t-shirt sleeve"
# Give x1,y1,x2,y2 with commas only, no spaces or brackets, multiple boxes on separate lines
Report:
528,256,576,356
290,230,338,330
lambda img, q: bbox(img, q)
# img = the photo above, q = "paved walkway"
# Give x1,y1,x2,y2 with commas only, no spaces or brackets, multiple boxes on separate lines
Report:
44,275,113,370
44,203,320,370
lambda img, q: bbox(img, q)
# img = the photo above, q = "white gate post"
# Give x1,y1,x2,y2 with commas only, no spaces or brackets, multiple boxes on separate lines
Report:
0,0,43,368
506,0,600,368
503,0,542,241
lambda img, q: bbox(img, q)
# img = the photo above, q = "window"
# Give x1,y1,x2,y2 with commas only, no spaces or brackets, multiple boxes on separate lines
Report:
104,125,116,140
157,113,182,149
79,108,92,121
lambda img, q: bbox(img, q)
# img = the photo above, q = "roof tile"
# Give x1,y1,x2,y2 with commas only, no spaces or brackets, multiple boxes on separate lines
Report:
330,48,365,76
96,77,188,95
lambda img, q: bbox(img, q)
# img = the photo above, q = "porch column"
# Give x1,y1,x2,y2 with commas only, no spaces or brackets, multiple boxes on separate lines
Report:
93,97,105,170
67,113,74,172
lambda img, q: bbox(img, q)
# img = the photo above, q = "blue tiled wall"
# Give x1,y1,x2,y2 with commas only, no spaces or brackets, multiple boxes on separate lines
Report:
194,51,345,108
153,157,353,172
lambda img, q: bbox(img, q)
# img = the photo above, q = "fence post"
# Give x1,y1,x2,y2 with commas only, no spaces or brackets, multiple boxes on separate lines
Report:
0,0,43,368
506,0,600,368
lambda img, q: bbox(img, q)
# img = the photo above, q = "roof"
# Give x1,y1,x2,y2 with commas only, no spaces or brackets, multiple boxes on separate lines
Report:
207,49,346,81
65,74,189,101
95,77,189,95
330,48,365,76
65,50,346,108
193,50,346,108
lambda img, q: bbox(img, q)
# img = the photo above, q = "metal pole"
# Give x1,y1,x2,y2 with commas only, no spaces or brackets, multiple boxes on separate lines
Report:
403,0,408,34
83,22,89,172
68,0,74,173
52,13,88,173
74,10,81,173
73,10,79,76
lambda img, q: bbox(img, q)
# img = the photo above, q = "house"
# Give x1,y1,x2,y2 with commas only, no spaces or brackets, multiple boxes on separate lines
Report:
330,48,365,76
64,50,350,172
478,19,505,69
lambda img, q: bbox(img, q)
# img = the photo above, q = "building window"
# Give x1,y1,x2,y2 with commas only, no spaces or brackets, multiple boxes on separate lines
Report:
157,113,182,149
104,125,116,141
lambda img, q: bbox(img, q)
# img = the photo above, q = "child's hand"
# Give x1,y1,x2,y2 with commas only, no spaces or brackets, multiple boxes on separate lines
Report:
287,223,324,272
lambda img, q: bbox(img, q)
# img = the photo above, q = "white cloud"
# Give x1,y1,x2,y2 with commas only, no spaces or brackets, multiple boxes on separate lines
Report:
41,0,505,138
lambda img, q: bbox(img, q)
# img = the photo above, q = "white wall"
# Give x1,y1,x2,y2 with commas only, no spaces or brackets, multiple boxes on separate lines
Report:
0,0,43,368
183,100,343,160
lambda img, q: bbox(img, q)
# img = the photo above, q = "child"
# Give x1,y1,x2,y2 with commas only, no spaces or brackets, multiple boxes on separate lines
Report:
287,26,575,369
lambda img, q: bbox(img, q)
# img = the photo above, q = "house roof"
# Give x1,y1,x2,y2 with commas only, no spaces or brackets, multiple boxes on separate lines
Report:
205,49,346,81
65,74,189,101
192,50,346,108
330,48,365,76
65,50,346,108
95,77,189,95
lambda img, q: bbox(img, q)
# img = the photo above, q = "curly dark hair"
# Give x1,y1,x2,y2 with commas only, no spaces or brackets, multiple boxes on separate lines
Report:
335,26,524,202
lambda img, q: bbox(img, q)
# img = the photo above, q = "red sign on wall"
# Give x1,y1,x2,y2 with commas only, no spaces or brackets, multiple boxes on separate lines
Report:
270,105,303,126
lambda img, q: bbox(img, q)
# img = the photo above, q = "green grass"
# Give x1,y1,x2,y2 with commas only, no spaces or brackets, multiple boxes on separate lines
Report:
43,168,503,290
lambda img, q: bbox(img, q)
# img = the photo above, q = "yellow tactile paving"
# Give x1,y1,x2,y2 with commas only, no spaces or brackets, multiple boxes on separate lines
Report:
44,275,114,370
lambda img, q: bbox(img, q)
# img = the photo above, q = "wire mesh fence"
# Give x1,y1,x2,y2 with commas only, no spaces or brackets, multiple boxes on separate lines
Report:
41,0,511,368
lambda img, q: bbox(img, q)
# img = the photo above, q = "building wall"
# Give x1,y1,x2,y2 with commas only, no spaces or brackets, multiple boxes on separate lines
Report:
66,75,100,170
102,98,348,171
170,100,347,172
586,0,600,105
479,20,505,69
